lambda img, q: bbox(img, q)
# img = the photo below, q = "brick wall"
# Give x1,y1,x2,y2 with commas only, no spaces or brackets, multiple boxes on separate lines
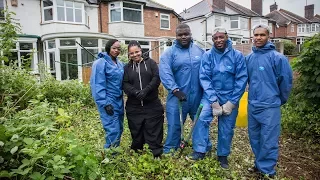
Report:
286,24,297,37
151,41,160,63
275,26,286,37
99,3,109,33
144,9,178,37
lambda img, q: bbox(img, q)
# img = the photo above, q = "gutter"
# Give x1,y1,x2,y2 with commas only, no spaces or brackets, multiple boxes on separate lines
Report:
99,0,102,32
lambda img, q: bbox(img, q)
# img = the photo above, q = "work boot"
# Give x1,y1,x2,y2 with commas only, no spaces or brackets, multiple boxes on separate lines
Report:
186,151,205,161
218,156,229,169
248,166,259,174
257,172,275,180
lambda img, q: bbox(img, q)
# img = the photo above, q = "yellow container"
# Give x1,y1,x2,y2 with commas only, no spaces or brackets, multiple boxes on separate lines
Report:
236,92,248,127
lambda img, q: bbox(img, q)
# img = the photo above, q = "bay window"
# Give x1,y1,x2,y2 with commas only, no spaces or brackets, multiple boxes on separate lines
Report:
109,1,143,23
0,0,5,19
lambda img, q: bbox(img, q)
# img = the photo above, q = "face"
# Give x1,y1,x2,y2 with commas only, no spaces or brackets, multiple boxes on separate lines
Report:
212,32,228,50
253,27,269,48
128,45,142,62
109,41,121,58
176,28,192,48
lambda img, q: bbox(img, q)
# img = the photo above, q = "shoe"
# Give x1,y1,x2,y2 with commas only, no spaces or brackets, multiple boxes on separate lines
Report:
257,172,275,180
248,166,259,174
218,156,229,169
186,151,206,161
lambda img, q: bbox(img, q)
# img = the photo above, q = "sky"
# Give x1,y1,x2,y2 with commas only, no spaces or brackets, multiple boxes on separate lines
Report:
155,0,320,17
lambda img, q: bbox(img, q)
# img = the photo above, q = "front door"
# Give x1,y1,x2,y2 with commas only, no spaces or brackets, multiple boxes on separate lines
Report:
60,49,78,80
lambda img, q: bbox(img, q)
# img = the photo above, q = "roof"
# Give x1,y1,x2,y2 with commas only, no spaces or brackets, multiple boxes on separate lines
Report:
146,0,173,11
310,14,320,23
279,9,311,23
86,0,97,4
265,9,312,26
180,0,261,20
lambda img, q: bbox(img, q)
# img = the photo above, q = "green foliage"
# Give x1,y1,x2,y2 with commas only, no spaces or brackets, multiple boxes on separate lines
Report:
118,43,129,64
282,33,320,141
0,8,21,64
283,40,296,55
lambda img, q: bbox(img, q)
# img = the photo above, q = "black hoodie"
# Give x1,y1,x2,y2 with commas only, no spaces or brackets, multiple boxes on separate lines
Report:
123,56,161,106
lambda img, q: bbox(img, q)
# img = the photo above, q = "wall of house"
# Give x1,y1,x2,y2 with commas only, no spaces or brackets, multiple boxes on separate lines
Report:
286,23,297,37
144,9,178,37
6,0,99,36
274,26,287,38
185,18,205,42
109,22,145,37
99,3,109,33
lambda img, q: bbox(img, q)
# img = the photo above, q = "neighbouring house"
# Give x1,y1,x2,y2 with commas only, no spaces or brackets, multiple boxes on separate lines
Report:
1,0,181,82
265,2,320,44
179,0,274,49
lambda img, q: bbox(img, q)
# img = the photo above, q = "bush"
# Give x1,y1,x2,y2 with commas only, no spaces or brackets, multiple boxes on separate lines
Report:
282,33,320,141
283,40,296,55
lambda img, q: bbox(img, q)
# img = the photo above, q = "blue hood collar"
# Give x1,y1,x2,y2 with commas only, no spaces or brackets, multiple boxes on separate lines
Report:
212,38,233,54
98,52,117,62
252,41,275,53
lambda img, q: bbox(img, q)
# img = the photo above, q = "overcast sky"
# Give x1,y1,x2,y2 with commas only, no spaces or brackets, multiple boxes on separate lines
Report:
155,0,320,17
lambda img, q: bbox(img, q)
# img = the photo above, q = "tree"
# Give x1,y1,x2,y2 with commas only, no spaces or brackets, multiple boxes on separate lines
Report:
0,8,21,64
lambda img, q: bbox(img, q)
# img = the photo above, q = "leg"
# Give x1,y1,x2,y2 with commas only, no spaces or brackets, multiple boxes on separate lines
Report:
217,108,238,156
192,100,213,153
248,104,261,167
144,114,164,157
163,104,181,153
98,106,123,148
126,106,145,152
256,107,281,176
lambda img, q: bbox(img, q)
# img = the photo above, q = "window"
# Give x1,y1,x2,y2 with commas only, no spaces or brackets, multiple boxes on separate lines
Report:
311,24,316,32
215,15,222,27
306,24,310,32
230,16,239,29
160,14,170,29
269,23,273,33
60,39,76,46
42,0,84,23
43,0,53,21
317,24,320,32
298,24,303,32
240,18,248,29
81,38,98,65
4,42,36,70
57,0,83,23
109,1,143,23
241,40,249,44
291,24,295,32
0,0,4,19
296,38,304,45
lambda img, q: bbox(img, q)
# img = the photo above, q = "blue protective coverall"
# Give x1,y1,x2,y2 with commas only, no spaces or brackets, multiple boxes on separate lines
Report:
193,39,248,155
245,42,293,175
90,52,124,148
159,40,204,153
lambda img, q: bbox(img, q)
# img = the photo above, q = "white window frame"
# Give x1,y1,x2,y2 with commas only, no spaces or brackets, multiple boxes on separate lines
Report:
109,1,143,23
296,37,305,45
215,15,222,27
311,24,316,32
42,0,85,24
268,23,273,33
291,24,295,32
160,13,170,30
240,17,248,30
230,16,240,29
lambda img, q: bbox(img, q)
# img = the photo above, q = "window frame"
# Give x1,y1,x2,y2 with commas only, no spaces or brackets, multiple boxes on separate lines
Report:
109,1,143,23
160,13,170,30
230,16,240,29
291,24,295,33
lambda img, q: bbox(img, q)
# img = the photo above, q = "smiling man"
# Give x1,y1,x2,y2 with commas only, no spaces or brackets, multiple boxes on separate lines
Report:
159,24,204,154
189,28,247,166
246,24,293,178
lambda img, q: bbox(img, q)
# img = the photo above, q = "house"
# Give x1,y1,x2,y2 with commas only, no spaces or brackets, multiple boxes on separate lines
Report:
1,0,181,82
265,3,320,44
179,0,273,49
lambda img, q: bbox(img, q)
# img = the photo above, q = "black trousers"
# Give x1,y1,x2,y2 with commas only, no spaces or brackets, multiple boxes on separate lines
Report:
126,99,164,157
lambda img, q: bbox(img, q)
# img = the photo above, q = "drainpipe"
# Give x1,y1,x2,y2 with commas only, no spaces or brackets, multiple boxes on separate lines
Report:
99,0,102,33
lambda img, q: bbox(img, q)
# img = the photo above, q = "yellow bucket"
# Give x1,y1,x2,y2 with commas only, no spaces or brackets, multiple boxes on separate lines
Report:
236,92,248,127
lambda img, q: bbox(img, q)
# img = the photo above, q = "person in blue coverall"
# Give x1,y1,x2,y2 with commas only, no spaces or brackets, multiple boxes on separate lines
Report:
246,24,293,178
189,28,247,166
159,24,204,154
90,39,124,149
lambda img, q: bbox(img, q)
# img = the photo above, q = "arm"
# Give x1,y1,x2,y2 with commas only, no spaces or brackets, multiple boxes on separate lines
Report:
159,48,179,92
144,59,161,92
122,65,139,96
199,53,218,104
229,53,248,105
276,55,293,105
91,60,111,108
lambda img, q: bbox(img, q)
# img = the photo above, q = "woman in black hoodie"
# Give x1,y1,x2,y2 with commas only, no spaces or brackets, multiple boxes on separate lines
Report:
123,40,164,157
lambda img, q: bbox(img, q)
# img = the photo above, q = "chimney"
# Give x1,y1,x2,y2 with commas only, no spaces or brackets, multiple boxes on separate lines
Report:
305,4,314,20
270,2,278,12
213,0,225,11
251,0,262,16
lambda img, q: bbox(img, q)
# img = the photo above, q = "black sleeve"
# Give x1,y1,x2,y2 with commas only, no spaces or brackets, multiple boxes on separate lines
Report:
123,65,139,96
145,59,161,92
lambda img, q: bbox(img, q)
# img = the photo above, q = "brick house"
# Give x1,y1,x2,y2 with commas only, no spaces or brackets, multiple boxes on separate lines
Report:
265,3,320,44
98,0,181,63
1,0,180,82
